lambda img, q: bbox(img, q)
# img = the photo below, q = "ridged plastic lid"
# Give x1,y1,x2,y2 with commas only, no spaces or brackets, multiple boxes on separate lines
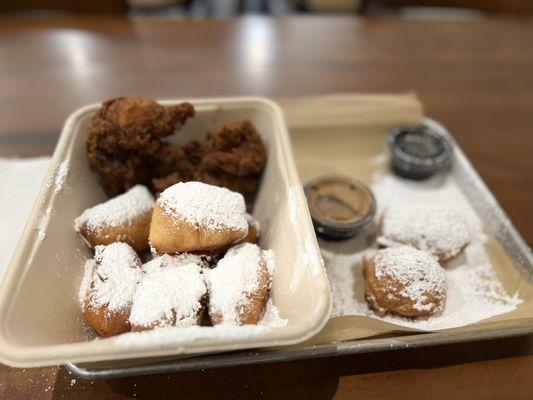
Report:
388,125,453,180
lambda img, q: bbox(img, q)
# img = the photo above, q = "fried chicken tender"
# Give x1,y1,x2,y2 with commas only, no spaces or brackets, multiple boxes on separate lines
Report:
154,120,267,200
195,121,266,200
86,96,266,200
99,96,194,141
86,96,195,195
199,120,267,177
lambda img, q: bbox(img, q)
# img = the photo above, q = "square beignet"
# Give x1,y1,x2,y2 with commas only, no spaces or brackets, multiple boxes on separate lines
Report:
207,243,273,325
129,261,207,332
75,185,155,252
149,181,248,253
79,242,143,337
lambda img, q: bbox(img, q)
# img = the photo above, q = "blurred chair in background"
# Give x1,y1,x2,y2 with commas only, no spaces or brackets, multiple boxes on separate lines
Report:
287,0,363,13
291,0,533,14
1,0,532,16
0,0,128,14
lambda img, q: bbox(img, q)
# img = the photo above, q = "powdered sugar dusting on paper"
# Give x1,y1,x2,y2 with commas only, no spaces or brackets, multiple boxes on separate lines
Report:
324,169,521,330
74,185,154,233
159,182,247,232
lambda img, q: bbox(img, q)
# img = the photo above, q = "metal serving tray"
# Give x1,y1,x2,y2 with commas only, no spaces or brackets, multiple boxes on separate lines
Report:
67,118,533,379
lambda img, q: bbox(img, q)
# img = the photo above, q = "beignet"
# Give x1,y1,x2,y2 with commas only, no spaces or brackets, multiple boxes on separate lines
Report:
378,203,471,262
363,246,446,318
79,242,143,337
75,185,155,252
207,243,272,325
149,181,248,253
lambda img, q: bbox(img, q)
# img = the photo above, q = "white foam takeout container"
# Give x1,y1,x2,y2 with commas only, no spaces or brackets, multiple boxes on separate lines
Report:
0,97,332,367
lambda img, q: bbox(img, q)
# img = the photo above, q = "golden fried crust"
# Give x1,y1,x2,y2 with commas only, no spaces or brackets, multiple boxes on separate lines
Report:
186,120,266,201
99,96,195,141
193,170,259,201
238,261,270,325
86,96,265,200
149,202,247,253
235,218,260,245
84,304,131,338
86,96,195,196
203,120,266,176
78,211,152,253
363,256,445,318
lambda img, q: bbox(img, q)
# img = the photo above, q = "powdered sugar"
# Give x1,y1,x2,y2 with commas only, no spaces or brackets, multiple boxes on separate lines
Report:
54,160,69,193
74,185,154,233
305,236,324,276
373,246,446,312
323,169,522,330
116,324,278,348
379,203,471,260
207,243,269,325
259,298,287,327
78,259,96,308
287,186,299,227
34,207,52,241
129,264,206,329
142,253,210,274
159,182,247,232
82,243,142,312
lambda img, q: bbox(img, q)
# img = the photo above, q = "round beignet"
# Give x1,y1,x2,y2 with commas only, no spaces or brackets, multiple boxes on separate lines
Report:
130,263,207,331
149,181,248,253
75,185,155,252
207,243,273,325
378,203,471,262
363,246,446,318
79,242,143,337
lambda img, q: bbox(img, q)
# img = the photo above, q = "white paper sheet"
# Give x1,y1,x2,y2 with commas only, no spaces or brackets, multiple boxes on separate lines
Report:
0,157,51,280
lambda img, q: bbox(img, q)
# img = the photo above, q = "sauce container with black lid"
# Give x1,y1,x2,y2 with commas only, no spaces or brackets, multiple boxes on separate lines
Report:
304,175,376,241
388,125,453,180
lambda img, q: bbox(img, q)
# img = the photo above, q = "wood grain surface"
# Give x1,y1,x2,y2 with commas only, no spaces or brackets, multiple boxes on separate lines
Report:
0,15,532,399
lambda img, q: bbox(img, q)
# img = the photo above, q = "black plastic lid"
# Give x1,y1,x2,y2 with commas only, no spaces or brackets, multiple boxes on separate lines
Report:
388,125,453,180
304,176,376,241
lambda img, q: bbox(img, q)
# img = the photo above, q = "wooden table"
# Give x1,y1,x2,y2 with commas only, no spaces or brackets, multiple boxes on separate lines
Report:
0,15,532,399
